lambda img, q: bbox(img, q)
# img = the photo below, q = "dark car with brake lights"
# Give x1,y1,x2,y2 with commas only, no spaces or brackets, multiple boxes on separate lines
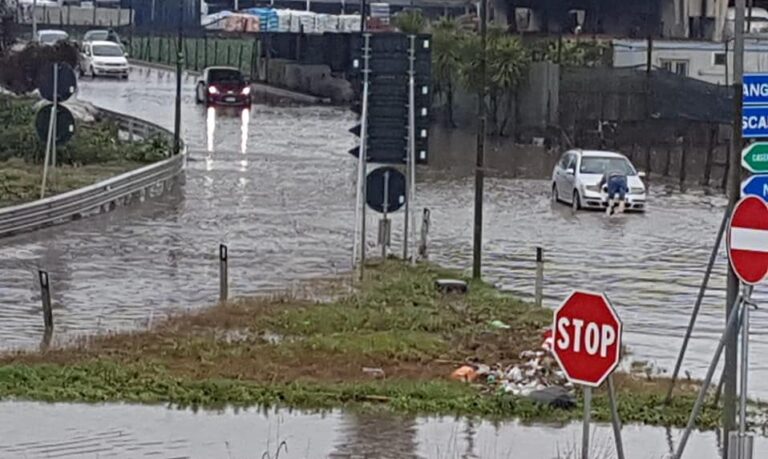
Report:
195,67,251,107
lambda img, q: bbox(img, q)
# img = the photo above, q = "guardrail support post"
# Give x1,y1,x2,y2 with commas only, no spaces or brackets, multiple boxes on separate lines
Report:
219,244,228,303
38,270,53,333
535,247,544,307
128,119,134,142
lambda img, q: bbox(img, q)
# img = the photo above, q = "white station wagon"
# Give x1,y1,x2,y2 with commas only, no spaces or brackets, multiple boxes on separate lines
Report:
551,149,647,212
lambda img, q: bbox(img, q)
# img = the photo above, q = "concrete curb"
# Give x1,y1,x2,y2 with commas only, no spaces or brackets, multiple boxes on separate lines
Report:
128,59,332,106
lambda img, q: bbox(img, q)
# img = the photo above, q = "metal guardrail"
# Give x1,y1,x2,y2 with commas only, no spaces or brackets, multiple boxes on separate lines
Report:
0,107,186,238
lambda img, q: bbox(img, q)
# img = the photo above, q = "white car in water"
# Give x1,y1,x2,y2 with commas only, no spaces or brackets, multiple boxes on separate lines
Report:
551,149,647,212
78,40,129,79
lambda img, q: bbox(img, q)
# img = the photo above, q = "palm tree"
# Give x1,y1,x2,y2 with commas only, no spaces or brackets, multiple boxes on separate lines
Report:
488,34,530,136
431,17,462,127
393,9,426,35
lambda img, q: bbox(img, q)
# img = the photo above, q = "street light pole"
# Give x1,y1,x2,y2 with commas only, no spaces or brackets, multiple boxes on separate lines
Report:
32,0,37,40
472,0,487,280
724,0,745,451
173,0,183,155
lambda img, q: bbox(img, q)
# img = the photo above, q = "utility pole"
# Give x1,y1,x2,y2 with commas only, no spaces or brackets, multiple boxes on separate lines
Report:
472,0,487,280
32,0,37,40
724,0,745,452
173,0,183,155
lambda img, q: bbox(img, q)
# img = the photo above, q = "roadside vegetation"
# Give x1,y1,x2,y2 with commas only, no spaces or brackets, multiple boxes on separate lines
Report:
425,14,608,136
0,92,167,206
0,261,722,428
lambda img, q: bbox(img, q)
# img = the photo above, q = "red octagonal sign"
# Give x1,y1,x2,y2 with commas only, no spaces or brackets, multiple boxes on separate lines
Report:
552,290,623,387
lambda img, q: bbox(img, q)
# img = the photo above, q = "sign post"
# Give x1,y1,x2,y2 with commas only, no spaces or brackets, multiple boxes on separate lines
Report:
552,290,624,459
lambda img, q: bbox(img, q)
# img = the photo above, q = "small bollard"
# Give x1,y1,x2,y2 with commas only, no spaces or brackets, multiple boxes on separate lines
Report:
534,247,544,307
418,208,430,261
728,432,754,459
219,244,228,302
38,270,53,333
378,218,391,258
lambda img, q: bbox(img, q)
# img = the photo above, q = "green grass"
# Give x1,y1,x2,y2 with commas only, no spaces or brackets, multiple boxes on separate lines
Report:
0,94,168,206
0,158,143,206
0,261,729,428
0,360,721,427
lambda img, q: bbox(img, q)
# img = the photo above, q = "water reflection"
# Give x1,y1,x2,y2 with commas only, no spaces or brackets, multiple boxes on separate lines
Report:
0,402,757,459
7,66,768,399
241,107,250,155
205,107,217,150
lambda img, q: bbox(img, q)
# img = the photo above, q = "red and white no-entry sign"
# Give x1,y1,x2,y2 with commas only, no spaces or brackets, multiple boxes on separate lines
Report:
552,290,623,387
728,195,768,285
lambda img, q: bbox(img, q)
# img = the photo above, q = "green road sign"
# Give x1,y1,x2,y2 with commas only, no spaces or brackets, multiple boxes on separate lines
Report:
742,142,768,173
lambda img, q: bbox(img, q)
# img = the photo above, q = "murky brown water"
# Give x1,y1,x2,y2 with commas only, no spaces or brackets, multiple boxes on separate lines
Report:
0,66,764,402
0,401,751,458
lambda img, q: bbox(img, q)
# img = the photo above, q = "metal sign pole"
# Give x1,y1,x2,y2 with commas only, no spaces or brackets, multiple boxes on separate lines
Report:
581,386,591,459
666,206,730,403
40,64,56,199
740,286,750,436
675,292,743,458
404,34,416,263
381,169,389,259
724,0,746,448
607,375,626,459
408,35,417,266
354,34,371,280
51,63,58,170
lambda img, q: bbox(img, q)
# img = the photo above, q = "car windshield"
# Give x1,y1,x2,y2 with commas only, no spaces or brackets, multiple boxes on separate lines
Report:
209,69,244,83
40,32,66,44
92,44,123,57
580,156,636,175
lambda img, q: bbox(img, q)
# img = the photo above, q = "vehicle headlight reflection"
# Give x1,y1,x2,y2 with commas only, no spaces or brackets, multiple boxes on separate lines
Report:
240,108,250,155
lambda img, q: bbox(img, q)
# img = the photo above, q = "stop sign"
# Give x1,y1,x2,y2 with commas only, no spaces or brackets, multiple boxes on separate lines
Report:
552,290,623,387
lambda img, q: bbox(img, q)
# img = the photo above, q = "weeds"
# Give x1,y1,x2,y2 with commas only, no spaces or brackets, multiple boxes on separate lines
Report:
0,262,724,427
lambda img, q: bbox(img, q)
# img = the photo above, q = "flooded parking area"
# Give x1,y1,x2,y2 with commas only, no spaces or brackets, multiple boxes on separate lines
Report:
0,401,755,459
0,66,764,402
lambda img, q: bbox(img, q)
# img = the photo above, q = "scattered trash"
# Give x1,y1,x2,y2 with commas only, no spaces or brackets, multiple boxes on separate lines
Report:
362,367,386,379
489,320,511,330
449,326,575,407
450,365,478,382
527,386,577,409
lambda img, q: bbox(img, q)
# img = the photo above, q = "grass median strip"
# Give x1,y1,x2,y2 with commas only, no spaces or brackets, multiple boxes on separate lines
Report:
0,261,722,427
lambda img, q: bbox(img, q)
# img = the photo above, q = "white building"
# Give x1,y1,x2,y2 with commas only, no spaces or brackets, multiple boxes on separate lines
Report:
613,38,768,85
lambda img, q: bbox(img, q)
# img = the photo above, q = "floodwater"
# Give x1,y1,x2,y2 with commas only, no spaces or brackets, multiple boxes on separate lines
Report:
0,401,758,459
0,66,764,400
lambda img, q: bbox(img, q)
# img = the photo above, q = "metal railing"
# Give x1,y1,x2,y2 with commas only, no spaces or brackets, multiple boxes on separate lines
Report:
0,108,186,239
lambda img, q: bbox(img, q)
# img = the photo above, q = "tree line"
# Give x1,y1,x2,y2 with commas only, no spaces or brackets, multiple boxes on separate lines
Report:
393,11,609,137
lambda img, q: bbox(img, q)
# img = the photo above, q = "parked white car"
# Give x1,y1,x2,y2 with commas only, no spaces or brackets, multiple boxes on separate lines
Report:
551,149,647,212
78,40,129,79
35,29,69,45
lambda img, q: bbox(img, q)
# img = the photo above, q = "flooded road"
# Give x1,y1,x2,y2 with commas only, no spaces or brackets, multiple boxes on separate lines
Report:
0,401,756,458
0,66,762,399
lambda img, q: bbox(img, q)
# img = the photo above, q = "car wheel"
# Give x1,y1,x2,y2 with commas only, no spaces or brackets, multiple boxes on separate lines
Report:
551,184,559,203
572,190,581,212
195,84,203,104
89,66,96,79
